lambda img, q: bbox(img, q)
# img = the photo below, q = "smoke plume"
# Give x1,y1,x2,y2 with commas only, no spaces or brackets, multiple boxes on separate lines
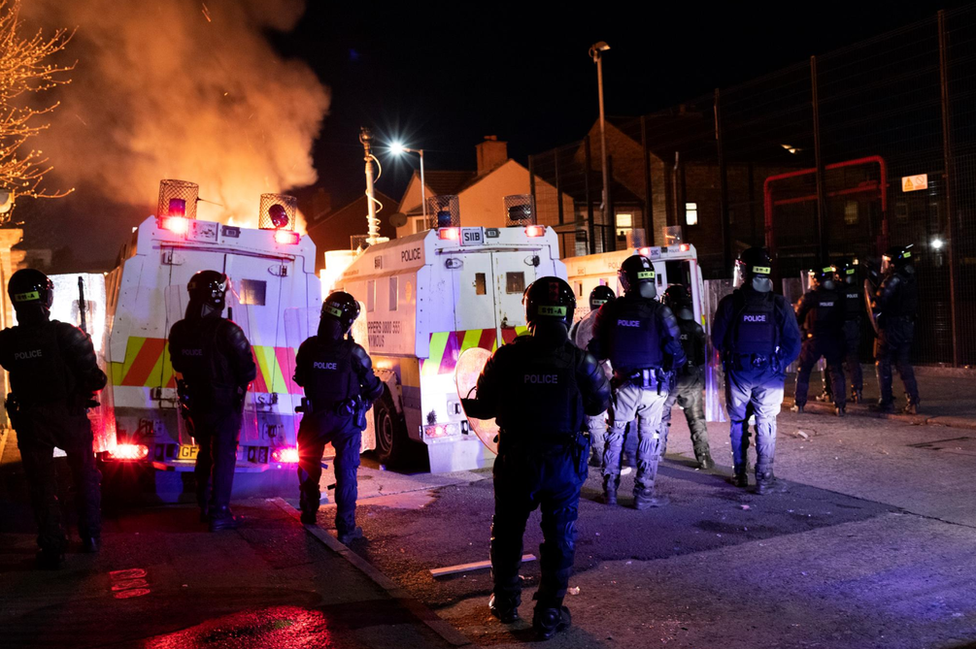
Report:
22,0,328,229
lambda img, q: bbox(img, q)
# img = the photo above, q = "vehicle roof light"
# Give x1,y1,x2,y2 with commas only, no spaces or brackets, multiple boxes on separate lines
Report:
275,230,300,245
161,216,189,235
525,225,545,237
438,227,460,241
679,243,690,252
639,247,651,258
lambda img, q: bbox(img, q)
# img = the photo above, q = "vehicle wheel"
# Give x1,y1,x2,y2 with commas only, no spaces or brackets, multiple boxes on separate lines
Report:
374,391,410,467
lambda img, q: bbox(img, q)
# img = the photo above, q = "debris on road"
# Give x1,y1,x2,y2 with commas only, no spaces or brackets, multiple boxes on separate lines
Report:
740,505,751,510
568,586,581,595
429,554,536,578
793,430,810,440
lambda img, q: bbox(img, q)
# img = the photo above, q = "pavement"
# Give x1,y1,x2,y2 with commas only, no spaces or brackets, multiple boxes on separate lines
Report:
0,429,473,649
2,365,976,648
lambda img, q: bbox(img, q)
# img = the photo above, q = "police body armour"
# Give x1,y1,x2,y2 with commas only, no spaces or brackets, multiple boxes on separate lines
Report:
304,339,360,408
731,290,777,356
4,322,71,405
810,289,841,337
607,296,664,372
500,337,582,436
844,286,863,320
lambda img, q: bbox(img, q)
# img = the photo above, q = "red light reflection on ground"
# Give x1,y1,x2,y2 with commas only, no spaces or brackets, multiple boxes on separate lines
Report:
144,606,334,649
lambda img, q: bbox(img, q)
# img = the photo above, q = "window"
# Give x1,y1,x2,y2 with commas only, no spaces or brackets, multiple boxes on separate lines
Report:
844,201,859,226
412,217,426,234
475,273,487,295
685,202,698,226
366,280,375,312
389,277,398,311
615,213,633,240
239,279,266,306
575,282,583,297
506,272,525,294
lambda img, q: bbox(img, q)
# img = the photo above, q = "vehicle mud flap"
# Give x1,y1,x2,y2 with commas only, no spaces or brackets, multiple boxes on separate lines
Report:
454,347,500,455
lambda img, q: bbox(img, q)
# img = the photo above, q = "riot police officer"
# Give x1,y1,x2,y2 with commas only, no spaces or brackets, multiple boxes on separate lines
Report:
873,245,920,414
168,271,256,531
294,291,382,544
569,284,616,468
462,277,610,640
792,265,847,416
589,255,686,509
660,284,714,470
818,258,865,404
0,269,107,568
712,248,801,494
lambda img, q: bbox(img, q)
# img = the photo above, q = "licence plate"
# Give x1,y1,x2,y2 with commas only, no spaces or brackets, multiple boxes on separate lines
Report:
178,445,199,461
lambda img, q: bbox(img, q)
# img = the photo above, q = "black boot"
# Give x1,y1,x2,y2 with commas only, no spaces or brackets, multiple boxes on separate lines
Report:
81,537,100,553
694,445,715,470
834,406,846,417
755,467,786,495
300,509,317,525
36,548,65,570
634,486,670,509
489,593,520,623
903,401,919,415
600,475,619,506
337,526,363,545
851,390,863,404
209,506,239,532
533,606,571,640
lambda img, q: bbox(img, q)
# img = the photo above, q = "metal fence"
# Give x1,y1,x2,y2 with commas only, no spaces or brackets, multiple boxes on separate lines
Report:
529,6,976,367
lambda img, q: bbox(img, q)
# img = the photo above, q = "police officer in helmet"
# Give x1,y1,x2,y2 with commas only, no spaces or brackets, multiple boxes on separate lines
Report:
792,265,847,416
872,245,920,414
463,277,610,640
818,258,866,404
589,254,686,509
0,269,107,568
294,291,382,544
168,270,256,531
711,248,801,494
568,284,616,469
660,284,714,470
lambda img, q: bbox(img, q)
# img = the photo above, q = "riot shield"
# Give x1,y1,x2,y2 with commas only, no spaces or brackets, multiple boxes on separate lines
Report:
571,309,598,349
703,279,734,423
863,278,880,336
454,347,499,455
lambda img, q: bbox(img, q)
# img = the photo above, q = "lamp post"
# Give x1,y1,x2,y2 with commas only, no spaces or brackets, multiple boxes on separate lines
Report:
589,41,611,251
390,142,427,226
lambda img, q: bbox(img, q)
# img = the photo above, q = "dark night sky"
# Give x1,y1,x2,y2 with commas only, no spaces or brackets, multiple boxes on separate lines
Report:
275,1,966,211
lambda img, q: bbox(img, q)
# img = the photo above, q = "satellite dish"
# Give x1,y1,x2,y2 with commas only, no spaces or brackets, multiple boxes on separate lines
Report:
389,212,408,228
0,190,13,214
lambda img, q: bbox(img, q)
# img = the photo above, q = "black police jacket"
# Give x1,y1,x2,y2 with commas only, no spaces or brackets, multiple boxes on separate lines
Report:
294,335,383,412
0,314,107,409
677,317,707,373
469,327,611,437
168,314,257,409
712,287,801,369
795,287,844,340
873,268,918,324
588,293,686,375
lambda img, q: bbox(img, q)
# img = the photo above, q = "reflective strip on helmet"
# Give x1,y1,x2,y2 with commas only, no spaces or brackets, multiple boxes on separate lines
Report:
326,305,343,318
13,291,40,302
822,266,835,273
538,305,567,317
846,268,856,275
752,266,771,275
637,271,654,279
903,251,911,258
591,299,608,306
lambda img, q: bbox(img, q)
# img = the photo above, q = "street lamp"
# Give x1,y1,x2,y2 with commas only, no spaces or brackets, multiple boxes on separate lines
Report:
390,142,427,225
589,41,610,253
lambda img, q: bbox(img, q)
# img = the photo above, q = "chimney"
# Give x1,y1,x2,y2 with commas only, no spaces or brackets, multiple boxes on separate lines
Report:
476,135,508,176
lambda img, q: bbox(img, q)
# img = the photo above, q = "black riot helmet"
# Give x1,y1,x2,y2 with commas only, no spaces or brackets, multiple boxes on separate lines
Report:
8,268,54,312
524,276,576,328
882,245,914,275
734,247,773,292
618,254,656,294
810,264,838,291
321,291,361,334
836,258,859,285
663,284,693,311
187,270,228,311
588,285,616,311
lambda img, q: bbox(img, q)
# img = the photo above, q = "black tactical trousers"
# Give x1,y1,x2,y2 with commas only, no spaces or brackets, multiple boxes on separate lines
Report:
876,318,919,406
491,439,586,611
15,405,101,552
191,408,242,511
297,410,361,534
660,371,710,462
824,319,863,398
794,337,846,408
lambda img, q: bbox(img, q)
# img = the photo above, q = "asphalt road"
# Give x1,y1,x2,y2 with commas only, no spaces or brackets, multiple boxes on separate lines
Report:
306,405,976,649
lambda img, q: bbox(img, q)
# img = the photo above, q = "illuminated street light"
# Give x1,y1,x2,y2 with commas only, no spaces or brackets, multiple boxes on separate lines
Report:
589,41,610,253
932,237,945,251
390,142,427,224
